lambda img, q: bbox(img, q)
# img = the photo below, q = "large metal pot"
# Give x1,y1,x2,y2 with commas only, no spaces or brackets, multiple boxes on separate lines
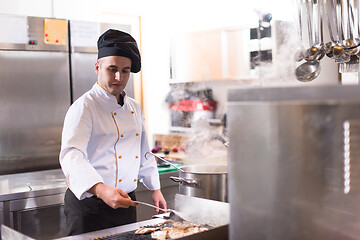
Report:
170,164,227,202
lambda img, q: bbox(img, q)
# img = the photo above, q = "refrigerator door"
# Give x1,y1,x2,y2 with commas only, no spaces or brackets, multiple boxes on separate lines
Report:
0,50,70,174
227,85,360,240
0,15,70,174
70,52,98,101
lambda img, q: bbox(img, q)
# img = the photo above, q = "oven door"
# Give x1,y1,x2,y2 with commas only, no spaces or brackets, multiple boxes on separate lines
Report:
9,193,66,240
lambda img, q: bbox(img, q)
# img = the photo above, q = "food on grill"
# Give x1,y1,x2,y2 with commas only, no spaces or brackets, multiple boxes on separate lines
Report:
151,230,168,240
135,220,209,239
135,226,161,234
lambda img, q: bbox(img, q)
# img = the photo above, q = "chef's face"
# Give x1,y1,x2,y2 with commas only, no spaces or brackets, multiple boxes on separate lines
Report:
95,55,131,99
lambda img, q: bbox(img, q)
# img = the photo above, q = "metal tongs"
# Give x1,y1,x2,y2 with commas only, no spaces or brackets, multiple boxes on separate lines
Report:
134,200,188,222
133,200,170,212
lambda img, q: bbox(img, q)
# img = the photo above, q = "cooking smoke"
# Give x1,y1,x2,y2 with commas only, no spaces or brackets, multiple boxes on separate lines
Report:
166,82,228,166
184,118,227,165
166,6,305,166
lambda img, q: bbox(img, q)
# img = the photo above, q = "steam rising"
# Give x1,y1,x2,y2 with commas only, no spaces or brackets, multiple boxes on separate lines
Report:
256,21,302,86
184,118,227,165
167,8,307,167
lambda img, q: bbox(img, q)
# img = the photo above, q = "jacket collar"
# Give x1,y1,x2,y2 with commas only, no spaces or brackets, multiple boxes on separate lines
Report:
94,82,127,107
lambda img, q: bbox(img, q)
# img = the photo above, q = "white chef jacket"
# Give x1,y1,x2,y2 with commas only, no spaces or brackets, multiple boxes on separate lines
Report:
59,83,160,200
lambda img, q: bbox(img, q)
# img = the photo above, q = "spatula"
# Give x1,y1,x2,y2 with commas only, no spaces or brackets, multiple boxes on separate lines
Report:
133,200,188,222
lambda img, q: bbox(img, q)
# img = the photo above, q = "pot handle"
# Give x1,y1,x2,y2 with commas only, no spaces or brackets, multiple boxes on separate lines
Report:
170,176,198,185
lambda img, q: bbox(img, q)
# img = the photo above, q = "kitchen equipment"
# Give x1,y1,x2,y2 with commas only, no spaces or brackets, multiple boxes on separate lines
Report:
1,225,34,240
228,85,360,240
2,195,229,240
69,20,136,103
0,169,67,240
145,152,184,172
297,0,360,75
149,146,228,201
296,0,323,81
133,200,170,212
295,60,321,81
166,88,217,129
0,169,179,239
52,194,229,240
0,15,71,175
170,164,227,202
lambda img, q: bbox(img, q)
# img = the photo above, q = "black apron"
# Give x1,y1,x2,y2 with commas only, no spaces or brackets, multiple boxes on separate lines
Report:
64,188,137,236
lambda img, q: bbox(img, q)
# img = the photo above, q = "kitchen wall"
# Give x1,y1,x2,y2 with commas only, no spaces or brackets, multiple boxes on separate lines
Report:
0,0,340,147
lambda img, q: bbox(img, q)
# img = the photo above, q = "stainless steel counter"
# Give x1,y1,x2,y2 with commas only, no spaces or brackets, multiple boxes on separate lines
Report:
0,168,179,239
0,169,66,202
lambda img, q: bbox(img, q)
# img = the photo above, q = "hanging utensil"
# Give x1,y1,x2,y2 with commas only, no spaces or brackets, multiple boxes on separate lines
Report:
296,0,322,82
317,1,326,60
145,151,185,172
334,0,351,62
323,0,339,57
304,0,321,61
344,0,360,54
296,0,306,61
295,60,321,82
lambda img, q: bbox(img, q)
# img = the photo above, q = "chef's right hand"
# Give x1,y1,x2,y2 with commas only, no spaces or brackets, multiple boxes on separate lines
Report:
89,183,138,209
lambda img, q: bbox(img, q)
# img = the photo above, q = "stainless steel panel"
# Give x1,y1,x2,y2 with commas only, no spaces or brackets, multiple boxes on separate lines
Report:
174,194,229,227
0,169,66,200
227,85,360,240
70,52,97,101
0,51,71,174
1,225,35,240
14,204,66,240
9,194,64,211
71,46,97,53
26,16,68,52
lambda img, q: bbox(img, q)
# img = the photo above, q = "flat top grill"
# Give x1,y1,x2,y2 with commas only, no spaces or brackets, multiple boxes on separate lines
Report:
1,195,229,240
94,230,152,240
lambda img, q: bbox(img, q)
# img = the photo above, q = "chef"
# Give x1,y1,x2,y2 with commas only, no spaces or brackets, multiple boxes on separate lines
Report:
59,29,166,236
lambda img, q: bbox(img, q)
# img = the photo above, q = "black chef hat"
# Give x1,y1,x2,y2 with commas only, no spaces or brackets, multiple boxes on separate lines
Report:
97,29,141,73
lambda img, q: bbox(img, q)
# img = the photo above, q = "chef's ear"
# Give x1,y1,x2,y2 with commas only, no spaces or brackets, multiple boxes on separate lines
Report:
95,61,100,74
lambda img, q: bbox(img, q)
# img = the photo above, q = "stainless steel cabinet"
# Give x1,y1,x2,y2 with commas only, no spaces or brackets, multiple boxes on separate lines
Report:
228,85,360,240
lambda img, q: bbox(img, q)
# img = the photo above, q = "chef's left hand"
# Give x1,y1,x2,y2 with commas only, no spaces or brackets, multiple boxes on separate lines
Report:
152,189,167,213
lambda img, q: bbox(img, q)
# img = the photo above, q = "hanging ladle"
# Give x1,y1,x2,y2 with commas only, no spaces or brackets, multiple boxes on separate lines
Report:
334,0,351,62
295,60,321,82
343,0,360,55
296,0,322,82
145,151,185,172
